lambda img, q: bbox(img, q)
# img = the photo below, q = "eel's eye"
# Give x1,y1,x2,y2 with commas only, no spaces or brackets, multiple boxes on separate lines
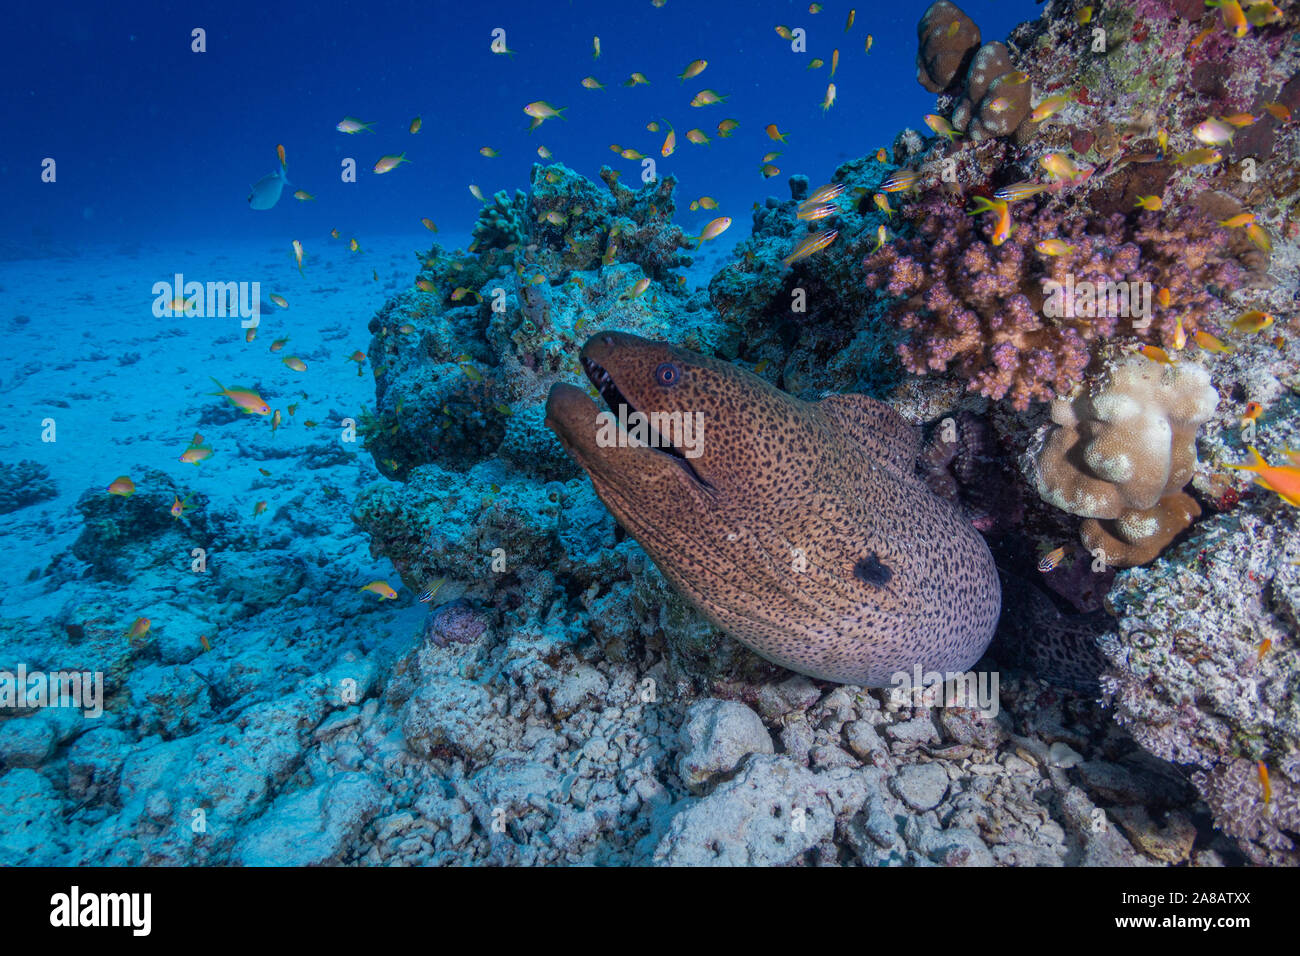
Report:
655,362,681,387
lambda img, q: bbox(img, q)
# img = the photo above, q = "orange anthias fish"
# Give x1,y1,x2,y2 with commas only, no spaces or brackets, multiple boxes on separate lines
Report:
1194,330,1235,353
695,216,732,248
373,153,409,174
107,475,136,497
210,378,270,415
1228,447,1300,506
123,617,151,643
178,433,215,464
170,494,196,520
968,196,1012,245
360,580,398,600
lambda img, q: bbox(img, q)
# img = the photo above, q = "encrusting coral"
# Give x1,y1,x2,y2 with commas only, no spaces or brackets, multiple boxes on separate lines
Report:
1025,356,1218,568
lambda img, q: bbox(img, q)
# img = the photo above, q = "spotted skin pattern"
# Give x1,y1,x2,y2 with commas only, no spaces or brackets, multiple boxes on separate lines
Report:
545,331,1001,686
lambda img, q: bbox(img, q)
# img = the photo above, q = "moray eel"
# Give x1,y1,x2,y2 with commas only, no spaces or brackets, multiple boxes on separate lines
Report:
544,332,1001,686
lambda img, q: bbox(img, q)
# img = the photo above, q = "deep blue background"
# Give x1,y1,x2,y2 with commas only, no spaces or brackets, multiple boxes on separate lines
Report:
0,0,1039,248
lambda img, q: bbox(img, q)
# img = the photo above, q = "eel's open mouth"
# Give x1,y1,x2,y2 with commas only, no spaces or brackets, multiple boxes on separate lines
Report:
581,355,712,489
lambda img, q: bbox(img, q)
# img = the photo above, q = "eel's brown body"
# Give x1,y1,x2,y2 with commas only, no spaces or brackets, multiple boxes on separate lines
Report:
545,331,1001,686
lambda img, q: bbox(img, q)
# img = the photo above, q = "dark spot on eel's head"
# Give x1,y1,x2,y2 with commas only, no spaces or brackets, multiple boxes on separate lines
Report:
854,553,892,588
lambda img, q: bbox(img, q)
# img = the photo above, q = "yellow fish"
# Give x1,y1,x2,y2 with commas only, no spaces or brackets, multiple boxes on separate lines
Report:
292,190,315,201
373,152,409,174
421,217,438,232
210,378,269,415
277,144,286,167
765,124,788,143
349,238,361,253
968,196,1012,245
1194,330,1234,353
170,493,196,520
831,49,839,78
679,59,707,81
783,229,838,266
537,145,552,159
1231,310,1274,334
1228,447,1300,506
1135,195,1163,211
622,73,649,87
1194,117,1236,145
269,293,289,309
1171,148,1223,166
1031,91,1075,122
479,146,498,158
690,89,728,107
581,76,604,90
271,408,282,435
696,217,732,248
336,117,374,134
626,277,651,299
873,193,893,217
1219,213,1255,228
870,224,888,253
292,239,304,273
283,356,307,372
360,580,398,601
107,476,135,497
924,114,960,141
1035,239,1075,256
808,58,824,70
661,126,676,157
716,118,739,137
760,163,780,178
330,228,340,239
1262,102,1291,123
1040,152,1083,180
686,129,710,145
593,36,600,59
178,433,215,464
1207,0,1249,37
409,116,422,134
846,9,856,31
775,25,794,40
1141,344,1174,364
821,83,837,113
865,34,873,53
123,617,151,642
1245,223,1272,253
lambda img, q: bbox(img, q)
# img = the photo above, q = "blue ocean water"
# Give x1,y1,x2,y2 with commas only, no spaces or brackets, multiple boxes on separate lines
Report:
3,0,1036,251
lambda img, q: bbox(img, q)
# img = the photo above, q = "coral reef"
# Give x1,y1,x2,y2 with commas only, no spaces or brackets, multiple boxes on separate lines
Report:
862,195,1243,411
1099,500,1300,864
0,460,56,514
1026,356,1219,567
